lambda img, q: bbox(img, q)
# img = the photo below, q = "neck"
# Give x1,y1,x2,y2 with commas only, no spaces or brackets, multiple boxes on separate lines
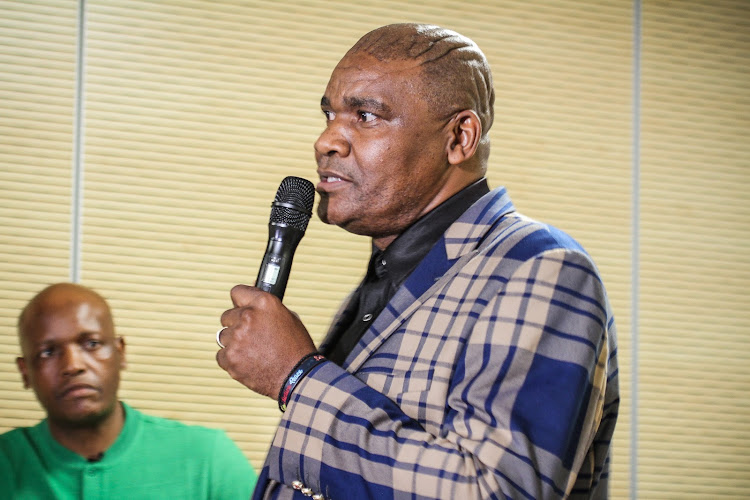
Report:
48,402,125,459
371,175,487,251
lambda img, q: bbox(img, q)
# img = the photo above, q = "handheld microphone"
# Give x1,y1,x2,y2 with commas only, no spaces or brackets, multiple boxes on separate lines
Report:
255,176,315,300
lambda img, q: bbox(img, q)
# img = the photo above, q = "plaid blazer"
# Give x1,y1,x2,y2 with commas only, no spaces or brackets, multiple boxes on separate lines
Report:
254,187,619,500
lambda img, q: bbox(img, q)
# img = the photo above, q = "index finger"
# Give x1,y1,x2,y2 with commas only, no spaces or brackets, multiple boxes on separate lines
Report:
230,283,260,307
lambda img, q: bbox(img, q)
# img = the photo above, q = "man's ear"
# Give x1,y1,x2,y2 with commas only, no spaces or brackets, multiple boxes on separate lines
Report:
16,357,30,389
117,337,127,370
446,110,482,165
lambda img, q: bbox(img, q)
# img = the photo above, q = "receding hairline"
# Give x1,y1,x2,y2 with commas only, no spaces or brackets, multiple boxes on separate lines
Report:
17,283,114,341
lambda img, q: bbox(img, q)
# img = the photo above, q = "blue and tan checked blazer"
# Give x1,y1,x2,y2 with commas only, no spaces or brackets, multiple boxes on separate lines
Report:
254,187,619,500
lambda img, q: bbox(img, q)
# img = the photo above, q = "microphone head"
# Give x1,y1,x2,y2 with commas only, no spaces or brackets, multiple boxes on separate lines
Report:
269,176,315,232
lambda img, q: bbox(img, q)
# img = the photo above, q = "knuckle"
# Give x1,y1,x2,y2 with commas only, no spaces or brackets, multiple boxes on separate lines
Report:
220,308,233,324
239,307,254,324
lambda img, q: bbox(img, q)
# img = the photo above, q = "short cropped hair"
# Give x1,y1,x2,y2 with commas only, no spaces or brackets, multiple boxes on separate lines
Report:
347,23,495,138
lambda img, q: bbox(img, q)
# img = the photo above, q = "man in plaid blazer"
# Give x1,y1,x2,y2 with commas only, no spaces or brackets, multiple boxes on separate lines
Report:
217,23,619,499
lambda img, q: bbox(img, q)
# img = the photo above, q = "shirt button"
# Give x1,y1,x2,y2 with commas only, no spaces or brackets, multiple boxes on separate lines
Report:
362,313,373,322
301,487,313,496
292,480,304,490
380,258,386,266
312,494,325,500
87,469,97,476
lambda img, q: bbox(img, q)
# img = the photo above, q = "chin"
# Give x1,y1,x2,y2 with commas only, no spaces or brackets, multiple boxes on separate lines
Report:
317,206,348,229
71,414,103,427
56,401,117,428
317,196,360,225
316,199,332,224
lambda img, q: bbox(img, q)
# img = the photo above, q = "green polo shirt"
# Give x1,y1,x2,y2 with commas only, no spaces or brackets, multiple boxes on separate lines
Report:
0,402,256,499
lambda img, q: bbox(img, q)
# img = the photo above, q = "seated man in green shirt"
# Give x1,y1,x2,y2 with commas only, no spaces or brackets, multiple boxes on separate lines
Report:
0,283,258,499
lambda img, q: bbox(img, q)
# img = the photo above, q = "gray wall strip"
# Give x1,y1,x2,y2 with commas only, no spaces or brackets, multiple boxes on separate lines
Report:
631,0,641,498
70,0,85,283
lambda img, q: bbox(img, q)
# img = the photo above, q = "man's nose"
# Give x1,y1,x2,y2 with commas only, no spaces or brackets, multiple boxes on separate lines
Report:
314,122,350,158
60,345,86,376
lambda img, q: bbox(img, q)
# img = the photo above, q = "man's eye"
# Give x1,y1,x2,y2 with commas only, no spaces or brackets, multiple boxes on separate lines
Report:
358,111,376,122
38,347,55,359
84,339,102,350
322,110,334,121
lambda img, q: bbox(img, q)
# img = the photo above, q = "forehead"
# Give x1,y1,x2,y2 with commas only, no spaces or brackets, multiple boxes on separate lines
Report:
324,52,425,107
21,294,111,345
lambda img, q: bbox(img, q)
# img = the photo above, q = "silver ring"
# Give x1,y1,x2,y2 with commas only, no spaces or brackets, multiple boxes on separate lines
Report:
216,326,228,349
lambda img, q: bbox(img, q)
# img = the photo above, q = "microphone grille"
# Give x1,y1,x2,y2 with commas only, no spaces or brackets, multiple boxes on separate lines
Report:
270,176,315,231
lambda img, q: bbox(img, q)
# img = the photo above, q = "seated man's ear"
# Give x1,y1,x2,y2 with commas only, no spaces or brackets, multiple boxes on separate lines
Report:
117,337,127,370
16,357,30,389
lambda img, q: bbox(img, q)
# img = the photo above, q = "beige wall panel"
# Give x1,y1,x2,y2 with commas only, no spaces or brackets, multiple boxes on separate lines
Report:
640,0,750,497
1,0,633,494
0,0,77,428
79,0,634,479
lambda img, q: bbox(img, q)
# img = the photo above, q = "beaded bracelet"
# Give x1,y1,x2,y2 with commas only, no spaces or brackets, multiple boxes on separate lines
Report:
278,352,326,413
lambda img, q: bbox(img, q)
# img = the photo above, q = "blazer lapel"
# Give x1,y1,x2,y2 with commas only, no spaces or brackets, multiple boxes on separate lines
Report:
343,187,515,372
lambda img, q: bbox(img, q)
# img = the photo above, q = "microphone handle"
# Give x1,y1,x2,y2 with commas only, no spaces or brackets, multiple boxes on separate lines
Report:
255,224,305,300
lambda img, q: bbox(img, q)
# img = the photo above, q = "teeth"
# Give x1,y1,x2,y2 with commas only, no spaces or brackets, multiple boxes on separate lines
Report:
325,176,342,182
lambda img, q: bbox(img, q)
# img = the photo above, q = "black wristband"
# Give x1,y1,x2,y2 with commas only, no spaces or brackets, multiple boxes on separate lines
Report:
278,352,326,413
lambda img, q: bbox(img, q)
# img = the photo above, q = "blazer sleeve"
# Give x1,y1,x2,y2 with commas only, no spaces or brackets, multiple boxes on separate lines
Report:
264,248,614,499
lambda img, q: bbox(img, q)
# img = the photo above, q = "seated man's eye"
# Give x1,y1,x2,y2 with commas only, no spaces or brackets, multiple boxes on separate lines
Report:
84,339,101,350
38,347,55,359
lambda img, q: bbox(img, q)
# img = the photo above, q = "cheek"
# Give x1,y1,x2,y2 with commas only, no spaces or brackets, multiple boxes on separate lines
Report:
93,353,121,376
94,345,116,360
360,137,405,176
29,367,56,395
353,133,428,198
356,139,390,170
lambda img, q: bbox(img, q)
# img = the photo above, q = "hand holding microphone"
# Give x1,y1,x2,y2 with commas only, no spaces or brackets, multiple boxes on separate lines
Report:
216,177,318,399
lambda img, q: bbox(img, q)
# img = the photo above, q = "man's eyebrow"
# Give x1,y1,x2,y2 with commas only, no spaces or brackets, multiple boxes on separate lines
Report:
319,96,391,114
346,97,390,114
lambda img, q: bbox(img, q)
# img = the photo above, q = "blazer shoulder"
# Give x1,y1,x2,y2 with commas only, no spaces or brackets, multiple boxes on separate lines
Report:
476,209,586,260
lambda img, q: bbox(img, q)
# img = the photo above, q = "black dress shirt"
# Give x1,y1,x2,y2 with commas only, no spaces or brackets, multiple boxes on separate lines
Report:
325,178,490,366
